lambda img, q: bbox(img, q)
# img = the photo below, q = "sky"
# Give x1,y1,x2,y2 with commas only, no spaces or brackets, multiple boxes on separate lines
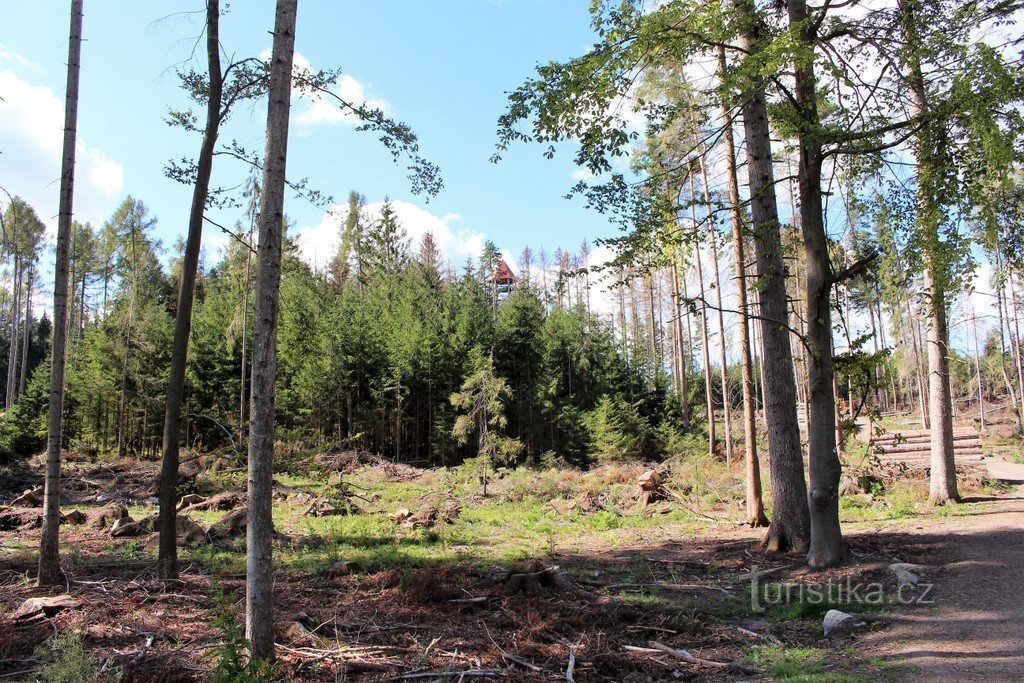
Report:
0,0,1006,359
0,0,619,282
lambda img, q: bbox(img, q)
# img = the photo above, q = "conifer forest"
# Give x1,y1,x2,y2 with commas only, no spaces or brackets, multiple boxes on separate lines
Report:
1,0,1024,680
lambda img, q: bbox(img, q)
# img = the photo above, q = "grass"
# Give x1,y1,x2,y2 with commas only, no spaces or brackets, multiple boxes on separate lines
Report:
744,646,866,682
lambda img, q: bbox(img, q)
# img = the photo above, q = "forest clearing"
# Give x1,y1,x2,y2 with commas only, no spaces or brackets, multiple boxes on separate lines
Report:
2,0,1024,680
0,418,1020,682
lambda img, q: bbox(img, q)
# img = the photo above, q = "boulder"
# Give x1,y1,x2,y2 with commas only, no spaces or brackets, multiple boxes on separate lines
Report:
822,609,866,638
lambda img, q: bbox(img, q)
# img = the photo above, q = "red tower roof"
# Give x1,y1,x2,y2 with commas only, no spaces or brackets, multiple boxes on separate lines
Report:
490,260,516,283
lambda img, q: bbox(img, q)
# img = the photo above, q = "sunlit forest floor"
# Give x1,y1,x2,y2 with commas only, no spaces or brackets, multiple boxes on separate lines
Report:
1,426,1022,681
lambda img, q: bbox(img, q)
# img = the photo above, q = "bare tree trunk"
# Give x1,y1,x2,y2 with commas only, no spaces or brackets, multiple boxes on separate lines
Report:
696,148,734,464
788,0,846,567
38,0,82,587
246,0,297,661
671,260,690,427
19,267,32,395
900,0,957,503
1007,271,1024,429
240,232,252,442
717,61,766,525
689,173,717,457
158,0,223,580
6,262,22,408
735,0,809,552
970,305,985,433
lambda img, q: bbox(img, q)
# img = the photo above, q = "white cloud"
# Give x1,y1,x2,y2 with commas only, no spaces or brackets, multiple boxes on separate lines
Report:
571,168,594,182
295,199,487,271
297,73,391,127
0,70,124,235
0,43,40,72
259,49,391,128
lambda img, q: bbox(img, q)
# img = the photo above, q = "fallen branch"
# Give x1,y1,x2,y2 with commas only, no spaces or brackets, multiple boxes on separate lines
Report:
623,641,761,675
390,670,500,680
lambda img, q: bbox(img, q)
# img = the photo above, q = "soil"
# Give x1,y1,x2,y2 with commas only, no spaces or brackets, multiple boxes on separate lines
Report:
2,453,1023,681
859,456,1024,681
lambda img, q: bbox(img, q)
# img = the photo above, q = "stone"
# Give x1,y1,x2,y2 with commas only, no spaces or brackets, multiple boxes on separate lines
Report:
822,609,866,638
890,563,921,588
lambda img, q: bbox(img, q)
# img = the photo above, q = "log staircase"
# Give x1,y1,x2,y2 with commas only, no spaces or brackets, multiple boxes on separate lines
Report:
870,427,985,468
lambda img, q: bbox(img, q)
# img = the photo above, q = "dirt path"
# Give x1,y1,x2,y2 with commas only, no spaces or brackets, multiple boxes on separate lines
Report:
862,457,1024,681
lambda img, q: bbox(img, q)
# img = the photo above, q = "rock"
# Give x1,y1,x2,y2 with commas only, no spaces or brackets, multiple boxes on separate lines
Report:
89,502,130,530
61,509,87,525
890,563,921,588
5,595,81,622
822,609,866,638
11,487,42,507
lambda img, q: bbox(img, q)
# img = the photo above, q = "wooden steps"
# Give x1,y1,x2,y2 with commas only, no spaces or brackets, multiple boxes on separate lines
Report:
871,426,985,468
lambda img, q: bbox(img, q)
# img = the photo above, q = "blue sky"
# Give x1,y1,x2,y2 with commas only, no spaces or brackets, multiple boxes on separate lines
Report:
1,0,616,275
0,0,1003,356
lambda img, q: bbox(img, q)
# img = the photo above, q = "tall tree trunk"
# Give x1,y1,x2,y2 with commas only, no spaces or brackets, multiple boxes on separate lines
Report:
19,267,32,395
158,0,223,580
900,0,957,503
246,0,297,660
696,149,734,464
7,262,22,408
788,0,846,567
689,172,717,457
970,304,985,433
671,260,690,427
38,0,82,587
735,0,809,552
240,232,252,442
1007,270,1024,431
717,57,766,524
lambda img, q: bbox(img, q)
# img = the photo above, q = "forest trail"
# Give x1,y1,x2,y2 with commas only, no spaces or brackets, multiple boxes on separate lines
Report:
862,456,1024,681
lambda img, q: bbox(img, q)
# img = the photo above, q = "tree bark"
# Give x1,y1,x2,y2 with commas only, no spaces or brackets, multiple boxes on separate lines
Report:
6,262,22,408
788,0,846,567
735,0,809,552
38,0,82,587
970,305,985,433
899,0,958,504
689,172,717,457
671,260,690,427
157,0,223,580
696,147,734,465
717,51,767,525
246,0,297,661
19,267,32,395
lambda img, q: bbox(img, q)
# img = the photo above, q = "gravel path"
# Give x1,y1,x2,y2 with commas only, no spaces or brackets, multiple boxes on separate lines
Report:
861,457,1024,681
